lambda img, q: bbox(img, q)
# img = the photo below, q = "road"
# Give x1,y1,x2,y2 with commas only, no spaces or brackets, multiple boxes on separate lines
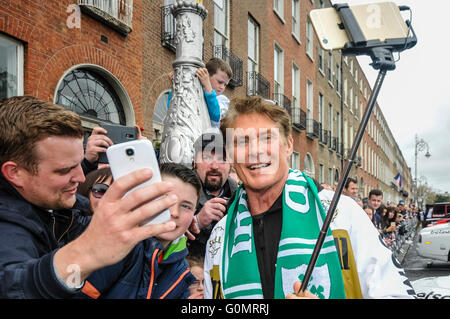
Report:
400,225,450,298
402,226,450,281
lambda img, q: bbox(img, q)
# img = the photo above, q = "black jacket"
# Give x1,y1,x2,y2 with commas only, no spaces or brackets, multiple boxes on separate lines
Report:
0,177,91,298
187,177,237,257
0,176,195,299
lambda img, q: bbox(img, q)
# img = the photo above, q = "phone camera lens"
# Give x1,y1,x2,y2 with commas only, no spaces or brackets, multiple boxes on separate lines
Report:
126,148,134,156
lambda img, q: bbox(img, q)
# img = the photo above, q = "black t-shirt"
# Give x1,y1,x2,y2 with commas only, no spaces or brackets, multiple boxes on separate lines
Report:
252,193,283,299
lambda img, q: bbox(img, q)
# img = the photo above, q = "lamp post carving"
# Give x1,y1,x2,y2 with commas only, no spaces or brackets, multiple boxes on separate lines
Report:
159,0,210,167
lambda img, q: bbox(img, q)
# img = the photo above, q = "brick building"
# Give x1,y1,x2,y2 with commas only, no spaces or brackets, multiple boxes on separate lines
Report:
0,0,143,139
0,0,412,203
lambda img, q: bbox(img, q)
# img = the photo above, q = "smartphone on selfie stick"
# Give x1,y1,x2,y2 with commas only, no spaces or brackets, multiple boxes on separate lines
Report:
106,139,171,226
299,2,417,295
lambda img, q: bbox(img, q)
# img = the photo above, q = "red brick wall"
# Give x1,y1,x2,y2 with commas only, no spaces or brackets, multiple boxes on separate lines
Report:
0,0,144,126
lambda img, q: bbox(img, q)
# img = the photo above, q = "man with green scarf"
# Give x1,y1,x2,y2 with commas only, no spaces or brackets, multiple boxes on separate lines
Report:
203,96,415,299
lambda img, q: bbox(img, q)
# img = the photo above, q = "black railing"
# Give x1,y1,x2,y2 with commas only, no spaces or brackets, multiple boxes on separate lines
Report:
355,155,362,167
292,107,306,130
161,5,176,52
213,45,244,87
337,142,344,156
319,127,328,145
273,93,292,116
306,119,320,139
247,71,270,99
330,136,337,151
327,131,333,150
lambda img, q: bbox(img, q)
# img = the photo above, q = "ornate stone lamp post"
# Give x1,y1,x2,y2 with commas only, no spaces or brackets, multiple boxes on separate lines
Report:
414,134,431,206
159,0,210,167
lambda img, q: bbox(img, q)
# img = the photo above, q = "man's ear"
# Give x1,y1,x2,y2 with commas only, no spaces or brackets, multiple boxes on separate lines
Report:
1,161,27,188
286,136,294,156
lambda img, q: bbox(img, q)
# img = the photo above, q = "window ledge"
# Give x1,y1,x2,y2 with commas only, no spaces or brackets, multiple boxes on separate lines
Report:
79,4,132,36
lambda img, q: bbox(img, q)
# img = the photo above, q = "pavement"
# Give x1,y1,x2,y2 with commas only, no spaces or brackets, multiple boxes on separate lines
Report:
395,224,420,265
397,237,416,265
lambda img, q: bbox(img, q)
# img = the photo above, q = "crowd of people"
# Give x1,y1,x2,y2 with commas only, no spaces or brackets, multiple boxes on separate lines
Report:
0,57,417,299
342,179,420,257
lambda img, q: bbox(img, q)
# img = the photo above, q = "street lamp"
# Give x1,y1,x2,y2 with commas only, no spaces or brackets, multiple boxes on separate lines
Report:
414,134,431,206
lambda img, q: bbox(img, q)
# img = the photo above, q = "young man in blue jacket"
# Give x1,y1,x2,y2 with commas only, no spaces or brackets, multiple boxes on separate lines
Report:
0,96,177,298
79,163,201,299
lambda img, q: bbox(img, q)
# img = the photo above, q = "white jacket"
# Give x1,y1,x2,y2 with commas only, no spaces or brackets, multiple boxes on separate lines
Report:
203,189,415,299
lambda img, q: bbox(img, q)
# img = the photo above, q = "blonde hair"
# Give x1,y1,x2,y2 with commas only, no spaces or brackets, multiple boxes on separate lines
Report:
0,96,84,174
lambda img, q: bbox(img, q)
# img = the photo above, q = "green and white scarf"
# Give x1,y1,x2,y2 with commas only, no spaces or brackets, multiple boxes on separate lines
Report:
221,169,346,299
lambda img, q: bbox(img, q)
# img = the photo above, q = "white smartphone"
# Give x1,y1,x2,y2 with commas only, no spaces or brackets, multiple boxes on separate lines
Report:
106,139,171,226
309,2,409,51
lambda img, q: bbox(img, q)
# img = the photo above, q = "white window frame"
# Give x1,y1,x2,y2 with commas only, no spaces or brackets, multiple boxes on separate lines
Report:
248,16,259,73
319,164,324,184
306,79,314,119
292,62,300,109
318,47,325,75
273,0,284,21
336,63,341,95
349,86,353,112
214,0,230,47
328,103,333,135
292,151,300,170
318,92,324,125
343,78,348,106
274,43,284,95
291,0,300,41
0,33,24,99
336,111,341,142
327,52,333,85
306,20,314,60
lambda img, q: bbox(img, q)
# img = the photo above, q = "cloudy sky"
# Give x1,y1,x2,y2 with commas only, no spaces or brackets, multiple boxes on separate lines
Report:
331,0,450,194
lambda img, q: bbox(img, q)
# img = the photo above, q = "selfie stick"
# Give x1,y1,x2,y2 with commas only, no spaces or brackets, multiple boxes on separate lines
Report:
299,3,417,295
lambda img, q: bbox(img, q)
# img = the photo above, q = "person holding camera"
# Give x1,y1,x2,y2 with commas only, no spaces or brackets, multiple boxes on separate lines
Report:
0,96,177,298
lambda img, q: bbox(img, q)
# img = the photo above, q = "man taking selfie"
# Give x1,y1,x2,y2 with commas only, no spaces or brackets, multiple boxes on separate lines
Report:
0,96,177,298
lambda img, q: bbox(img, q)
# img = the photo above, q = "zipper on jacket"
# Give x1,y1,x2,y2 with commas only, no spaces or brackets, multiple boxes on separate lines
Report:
49,210,74,244
146,248,191,299
146,249,160,299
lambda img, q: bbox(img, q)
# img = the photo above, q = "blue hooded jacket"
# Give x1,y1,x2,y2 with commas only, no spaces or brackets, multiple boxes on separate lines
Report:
0,177,194,299
77,237,195,299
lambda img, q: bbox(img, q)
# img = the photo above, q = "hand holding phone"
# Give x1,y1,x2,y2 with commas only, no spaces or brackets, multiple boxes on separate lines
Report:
107,139,170,226
53,166,177,284
84,127,114,164
98,122,138,163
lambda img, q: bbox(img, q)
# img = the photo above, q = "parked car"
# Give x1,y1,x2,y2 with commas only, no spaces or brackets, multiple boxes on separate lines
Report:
427,218,450,228
424,202,450,227
417,220,450,262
